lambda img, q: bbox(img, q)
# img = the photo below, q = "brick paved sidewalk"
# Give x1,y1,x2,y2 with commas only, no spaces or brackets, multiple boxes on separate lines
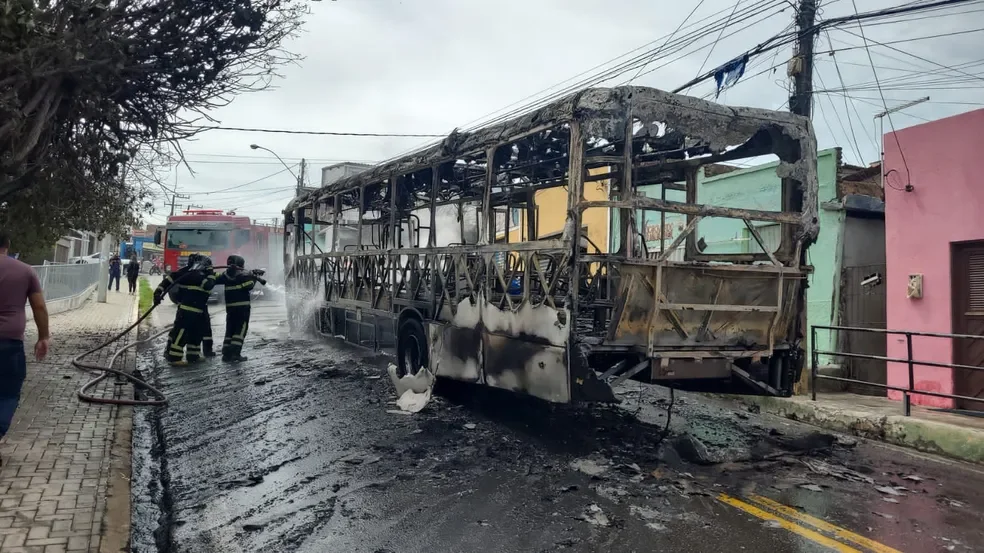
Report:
0,291,137,553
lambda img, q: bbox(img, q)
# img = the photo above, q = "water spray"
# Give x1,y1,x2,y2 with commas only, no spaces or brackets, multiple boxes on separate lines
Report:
71,265,228,407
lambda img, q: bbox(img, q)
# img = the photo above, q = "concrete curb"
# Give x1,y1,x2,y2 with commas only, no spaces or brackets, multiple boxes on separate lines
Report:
26,283,98,320
99,296,140,553
734,395,984,465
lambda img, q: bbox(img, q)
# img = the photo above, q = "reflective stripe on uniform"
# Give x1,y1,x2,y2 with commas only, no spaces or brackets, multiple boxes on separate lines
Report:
225,301,250,307
178,304,204,313
230,340,243,346
224,280,255,291
180,285,211,293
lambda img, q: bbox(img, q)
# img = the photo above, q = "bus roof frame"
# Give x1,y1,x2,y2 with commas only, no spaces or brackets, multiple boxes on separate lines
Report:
286,86,818,243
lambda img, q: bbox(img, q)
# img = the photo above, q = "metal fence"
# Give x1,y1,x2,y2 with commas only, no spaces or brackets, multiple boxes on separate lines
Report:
32,263,101,302
811,324,984,416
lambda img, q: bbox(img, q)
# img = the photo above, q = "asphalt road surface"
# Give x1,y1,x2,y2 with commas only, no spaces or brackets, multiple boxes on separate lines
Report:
131,295,984,553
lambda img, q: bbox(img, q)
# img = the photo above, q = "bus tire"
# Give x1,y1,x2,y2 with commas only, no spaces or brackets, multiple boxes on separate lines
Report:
396,318,428,378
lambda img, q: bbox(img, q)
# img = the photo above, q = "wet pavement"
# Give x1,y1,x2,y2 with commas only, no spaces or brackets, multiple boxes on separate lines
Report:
132,298,984,553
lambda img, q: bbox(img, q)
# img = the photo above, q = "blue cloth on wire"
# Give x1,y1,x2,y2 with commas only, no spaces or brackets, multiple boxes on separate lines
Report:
713,54,749,98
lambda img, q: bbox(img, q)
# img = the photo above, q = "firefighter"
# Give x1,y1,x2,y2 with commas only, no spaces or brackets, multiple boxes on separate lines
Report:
202,304,215,358
215,255,266,362
153,253,216,366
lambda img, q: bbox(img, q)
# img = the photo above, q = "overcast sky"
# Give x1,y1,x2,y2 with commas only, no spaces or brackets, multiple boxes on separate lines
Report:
146,0,984,226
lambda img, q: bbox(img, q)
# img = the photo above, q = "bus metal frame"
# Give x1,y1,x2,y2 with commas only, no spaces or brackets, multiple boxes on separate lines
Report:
283,86,818,403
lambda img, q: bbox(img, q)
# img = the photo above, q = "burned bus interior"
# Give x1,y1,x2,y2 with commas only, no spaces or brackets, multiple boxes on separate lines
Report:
284,86,818,404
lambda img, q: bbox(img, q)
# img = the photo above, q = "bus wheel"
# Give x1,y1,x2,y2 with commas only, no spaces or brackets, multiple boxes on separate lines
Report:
396,318,428,378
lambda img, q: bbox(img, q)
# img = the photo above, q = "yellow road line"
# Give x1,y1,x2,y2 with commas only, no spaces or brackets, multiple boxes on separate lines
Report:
716,494,862,553
748,494,903,553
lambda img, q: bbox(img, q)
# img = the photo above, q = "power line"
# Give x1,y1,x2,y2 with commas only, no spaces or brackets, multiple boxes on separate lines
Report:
182,152,378,163
196,165,298,195
457,0,785,131
850,0,911,191
827,24,984,81
693,0,741,80
674,0,982,93
186,125,446,138
816,70,864,164
628,0,708,84
468,0,792,131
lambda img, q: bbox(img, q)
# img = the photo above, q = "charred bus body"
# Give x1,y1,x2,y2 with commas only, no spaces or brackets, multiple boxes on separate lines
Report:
283,86,818,403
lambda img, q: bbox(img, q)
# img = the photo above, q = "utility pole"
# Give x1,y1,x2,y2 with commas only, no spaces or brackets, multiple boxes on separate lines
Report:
297,158,307,195
169,193,190,216
788,0,817,119
788,0,818,396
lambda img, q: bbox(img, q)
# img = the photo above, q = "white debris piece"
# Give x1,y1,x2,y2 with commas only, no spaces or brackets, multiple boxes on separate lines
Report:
387,363,436,414
570,456,610,476
580,504,610,527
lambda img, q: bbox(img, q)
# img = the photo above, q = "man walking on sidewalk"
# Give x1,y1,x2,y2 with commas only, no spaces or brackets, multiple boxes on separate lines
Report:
0,231,50,461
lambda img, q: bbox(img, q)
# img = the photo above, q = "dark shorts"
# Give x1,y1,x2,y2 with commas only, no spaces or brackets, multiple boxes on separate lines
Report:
0,339,27,438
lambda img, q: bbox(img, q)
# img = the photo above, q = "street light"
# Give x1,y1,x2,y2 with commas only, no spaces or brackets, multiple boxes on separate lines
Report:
249,143,299,183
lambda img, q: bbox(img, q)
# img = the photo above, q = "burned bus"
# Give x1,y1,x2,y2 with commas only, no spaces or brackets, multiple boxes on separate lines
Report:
283,86,818,403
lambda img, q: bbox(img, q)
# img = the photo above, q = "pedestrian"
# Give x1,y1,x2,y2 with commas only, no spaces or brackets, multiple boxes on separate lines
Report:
153,254,216,366
108,254,122,292
0,231,50,465
215,255,265,362
126,253,140,295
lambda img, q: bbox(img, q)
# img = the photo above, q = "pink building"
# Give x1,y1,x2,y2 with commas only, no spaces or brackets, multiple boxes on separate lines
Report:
884,108,984,409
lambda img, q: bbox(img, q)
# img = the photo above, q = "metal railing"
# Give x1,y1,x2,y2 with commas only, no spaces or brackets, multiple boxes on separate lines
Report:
811,324,984,416
32,263,101,302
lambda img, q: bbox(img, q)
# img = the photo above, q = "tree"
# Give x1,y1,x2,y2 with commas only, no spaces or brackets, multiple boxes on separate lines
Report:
0,0,306,250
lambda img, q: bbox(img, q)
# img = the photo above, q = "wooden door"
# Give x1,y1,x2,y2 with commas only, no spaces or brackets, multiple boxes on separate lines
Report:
952,242,984,410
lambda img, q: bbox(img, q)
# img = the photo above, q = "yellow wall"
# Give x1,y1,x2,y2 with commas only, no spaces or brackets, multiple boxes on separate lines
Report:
500,168,610,253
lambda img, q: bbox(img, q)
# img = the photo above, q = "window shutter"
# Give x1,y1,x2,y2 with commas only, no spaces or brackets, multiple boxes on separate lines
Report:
969,251,984,312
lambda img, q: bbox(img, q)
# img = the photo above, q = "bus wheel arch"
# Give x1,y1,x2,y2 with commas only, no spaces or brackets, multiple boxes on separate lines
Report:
396,309,429,378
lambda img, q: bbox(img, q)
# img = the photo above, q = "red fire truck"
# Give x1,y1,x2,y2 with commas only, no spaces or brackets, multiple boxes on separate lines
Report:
154,209,280,301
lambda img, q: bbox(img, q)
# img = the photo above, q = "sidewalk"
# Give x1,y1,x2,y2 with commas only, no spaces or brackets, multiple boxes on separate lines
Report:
738,392,984,465
0,291,137,553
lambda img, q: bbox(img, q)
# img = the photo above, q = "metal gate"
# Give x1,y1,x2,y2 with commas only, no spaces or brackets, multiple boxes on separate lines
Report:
839,263,887,394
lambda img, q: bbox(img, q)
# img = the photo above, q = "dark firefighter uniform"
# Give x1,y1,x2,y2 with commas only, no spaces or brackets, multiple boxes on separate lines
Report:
215,255,265,362
202,305,215,357
153,254,216,365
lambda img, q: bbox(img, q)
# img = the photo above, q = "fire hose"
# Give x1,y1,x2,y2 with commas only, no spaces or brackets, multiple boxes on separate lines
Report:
71,264,236,407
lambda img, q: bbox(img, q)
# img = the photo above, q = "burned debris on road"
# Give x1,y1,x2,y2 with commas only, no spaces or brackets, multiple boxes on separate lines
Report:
131,305,984,553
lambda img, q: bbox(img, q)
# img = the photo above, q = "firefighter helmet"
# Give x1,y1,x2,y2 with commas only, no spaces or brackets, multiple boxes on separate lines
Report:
226,255,246,269
186,253,203,267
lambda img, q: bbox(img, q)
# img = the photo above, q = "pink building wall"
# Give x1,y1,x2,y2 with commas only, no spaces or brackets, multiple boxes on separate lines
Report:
883,108,984,407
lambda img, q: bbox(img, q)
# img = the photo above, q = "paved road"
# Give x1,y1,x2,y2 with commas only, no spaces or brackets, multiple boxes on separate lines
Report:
133,297,984,553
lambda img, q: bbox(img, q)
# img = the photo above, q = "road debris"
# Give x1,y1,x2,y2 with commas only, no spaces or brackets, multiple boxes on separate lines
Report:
875,486,905,496
673,433,719,465
629,505,667,531
464,423,477,430
579,504,611,527
801,459,874,484
387,363,435,413
571,455,610,476
799,484,824,492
